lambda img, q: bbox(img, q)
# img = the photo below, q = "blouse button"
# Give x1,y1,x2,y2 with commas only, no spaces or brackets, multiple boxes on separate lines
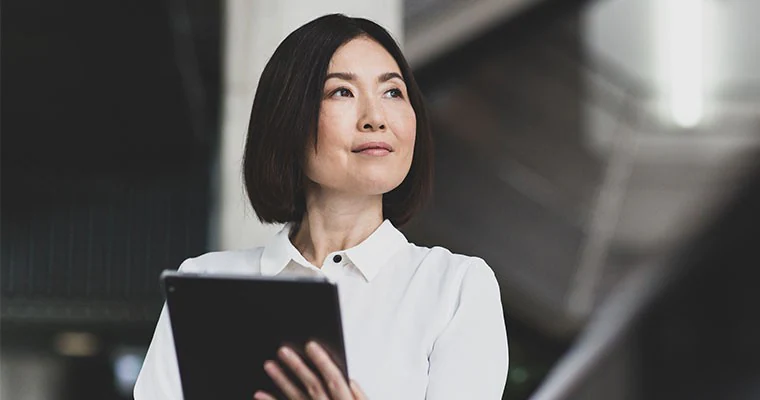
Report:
332,254,342,263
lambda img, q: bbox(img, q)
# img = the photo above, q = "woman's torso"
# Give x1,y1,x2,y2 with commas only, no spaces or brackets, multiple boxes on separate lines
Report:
134,221,509,399
186,243,475,399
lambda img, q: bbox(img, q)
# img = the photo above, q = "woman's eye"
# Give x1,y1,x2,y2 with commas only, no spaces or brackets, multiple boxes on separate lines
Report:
331,88,353,98
385,88,403,99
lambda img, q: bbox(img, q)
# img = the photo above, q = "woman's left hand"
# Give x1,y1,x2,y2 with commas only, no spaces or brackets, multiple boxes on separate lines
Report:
254,341,367,400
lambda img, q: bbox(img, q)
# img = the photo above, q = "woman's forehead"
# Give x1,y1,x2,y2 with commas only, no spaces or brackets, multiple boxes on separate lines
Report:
326,37,401,76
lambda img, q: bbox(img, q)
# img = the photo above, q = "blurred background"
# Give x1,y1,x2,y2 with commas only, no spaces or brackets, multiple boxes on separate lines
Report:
2,0,759,399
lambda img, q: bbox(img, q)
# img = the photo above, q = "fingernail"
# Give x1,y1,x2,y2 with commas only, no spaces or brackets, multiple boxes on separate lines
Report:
279,346,293,358
306,342,323,356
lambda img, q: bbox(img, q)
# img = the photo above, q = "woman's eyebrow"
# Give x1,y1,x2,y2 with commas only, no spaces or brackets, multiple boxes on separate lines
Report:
325,72,355,82
378,72,404,83
324,72,405,83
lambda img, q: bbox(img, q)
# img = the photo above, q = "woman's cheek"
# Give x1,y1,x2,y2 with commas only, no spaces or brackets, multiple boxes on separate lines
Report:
396,112,417,145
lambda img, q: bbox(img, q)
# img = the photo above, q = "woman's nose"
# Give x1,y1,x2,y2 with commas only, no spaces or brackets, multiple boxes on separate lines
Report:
361,121,386,131
358,100,386,132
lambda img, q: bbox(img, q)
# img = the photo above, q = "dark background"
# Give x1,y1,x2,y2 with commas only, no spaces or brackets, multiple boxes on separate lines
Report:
3,0,759,399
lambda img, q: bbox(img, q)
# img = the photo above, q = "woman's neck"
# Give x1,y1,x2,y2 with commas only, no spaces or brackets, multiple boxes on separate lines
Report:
291,188,383,268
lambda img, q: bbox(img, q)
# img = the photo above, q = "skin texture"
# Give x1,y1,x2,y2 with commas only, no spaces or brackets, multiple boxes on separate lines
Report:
291,35,416,271
256,37,417,399
305,36,416,199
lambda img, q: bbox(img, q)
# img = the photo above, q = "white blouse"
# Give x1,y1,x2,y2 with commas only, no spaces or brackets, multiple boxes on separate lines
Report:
134,220,509,399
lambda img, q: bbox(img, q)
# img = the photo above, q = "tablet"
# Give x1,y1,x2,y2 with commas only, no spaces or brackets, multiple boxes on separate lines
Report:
160,270,348,400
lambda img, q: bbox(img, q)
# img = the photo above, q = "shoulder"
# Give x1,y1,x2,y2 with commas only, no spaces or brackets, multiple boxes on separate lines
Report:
402,243,496,284
400,244,505,345
178,247,265,274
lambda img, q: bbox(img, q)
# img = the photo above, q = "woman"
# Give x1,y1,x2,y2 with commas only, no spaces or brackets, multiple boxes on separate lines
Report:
135,14,508,400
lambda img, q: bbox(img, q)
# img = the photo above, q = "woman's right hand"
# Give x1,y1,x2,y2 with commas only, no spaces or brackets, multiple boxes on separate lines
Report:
254,342,367,400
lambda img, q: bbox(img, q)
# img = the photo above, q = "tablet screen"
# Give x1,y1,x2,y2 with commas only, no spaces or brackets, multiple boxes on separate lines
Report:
162,271,348,400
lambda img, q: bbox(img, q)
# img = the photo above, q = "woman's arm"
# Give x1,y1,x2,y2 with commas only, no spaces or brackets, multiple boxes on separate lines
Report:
426,258,509,399
133,259,198,400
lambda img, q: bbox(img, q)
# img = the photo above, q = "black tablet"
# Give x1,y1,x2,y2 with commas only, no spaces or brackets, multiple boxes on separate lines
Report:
160,270,348,400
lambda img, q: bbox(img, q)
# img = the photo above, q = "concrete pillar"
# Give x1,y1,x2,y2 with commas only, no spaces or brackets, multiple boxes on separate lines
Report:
211,0,403,251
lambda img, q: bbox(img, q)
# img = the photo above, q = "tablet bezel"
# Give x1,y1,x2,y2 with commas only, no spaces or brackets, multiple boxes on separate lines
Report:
160,270,348,399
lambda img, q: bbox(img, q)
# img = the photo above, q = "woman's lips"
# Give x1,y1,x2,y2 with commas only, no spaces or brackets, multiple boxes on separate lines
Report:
352,142,393,156
356,148,391,156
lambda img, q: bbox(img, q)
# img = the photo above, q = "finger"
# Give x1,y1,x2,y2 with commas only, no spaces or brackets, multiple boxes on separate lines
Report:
305,342,353,399
253,391,277,400
277,346,329,400
264,360,307,400
350,380,368,400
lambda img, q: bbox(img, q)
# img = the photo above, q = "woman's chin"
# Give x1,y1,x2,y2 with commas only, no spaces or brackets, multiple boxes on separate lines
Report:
311,172,407,197
352,178,404,197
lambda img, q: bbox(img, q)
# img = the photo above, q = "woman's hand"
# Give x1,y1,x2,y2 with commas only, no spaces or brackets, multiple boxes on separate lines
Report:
254,341,367,400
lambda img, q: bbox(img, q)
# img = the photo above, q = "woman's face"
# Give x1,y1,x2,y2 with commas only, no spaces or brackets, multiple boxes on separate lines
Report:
304,36,416,197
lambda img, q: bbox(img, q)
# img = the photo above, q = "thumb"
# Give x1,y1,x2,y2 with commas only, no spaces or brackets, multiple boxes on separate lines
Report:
350,380,367,399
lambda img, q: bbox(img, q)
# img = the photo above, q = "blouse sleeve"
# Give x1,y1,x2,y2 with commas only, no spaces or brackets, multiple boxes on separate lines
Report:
133,258,199,400
425,258,509,399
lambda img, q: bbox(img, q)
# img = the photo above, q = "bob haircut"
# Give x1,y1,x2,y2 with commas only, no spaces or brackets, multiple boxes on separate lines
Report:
242,13,433,227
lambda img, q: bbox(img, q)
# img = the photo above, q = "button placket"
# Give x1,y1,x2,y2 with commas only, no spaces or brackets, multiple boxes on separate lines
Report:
322,253,348,281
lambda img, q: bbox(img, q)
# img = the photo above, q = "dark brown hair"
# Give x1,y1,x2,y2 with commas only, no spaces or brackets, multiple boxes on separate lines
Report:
242,14,433,227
